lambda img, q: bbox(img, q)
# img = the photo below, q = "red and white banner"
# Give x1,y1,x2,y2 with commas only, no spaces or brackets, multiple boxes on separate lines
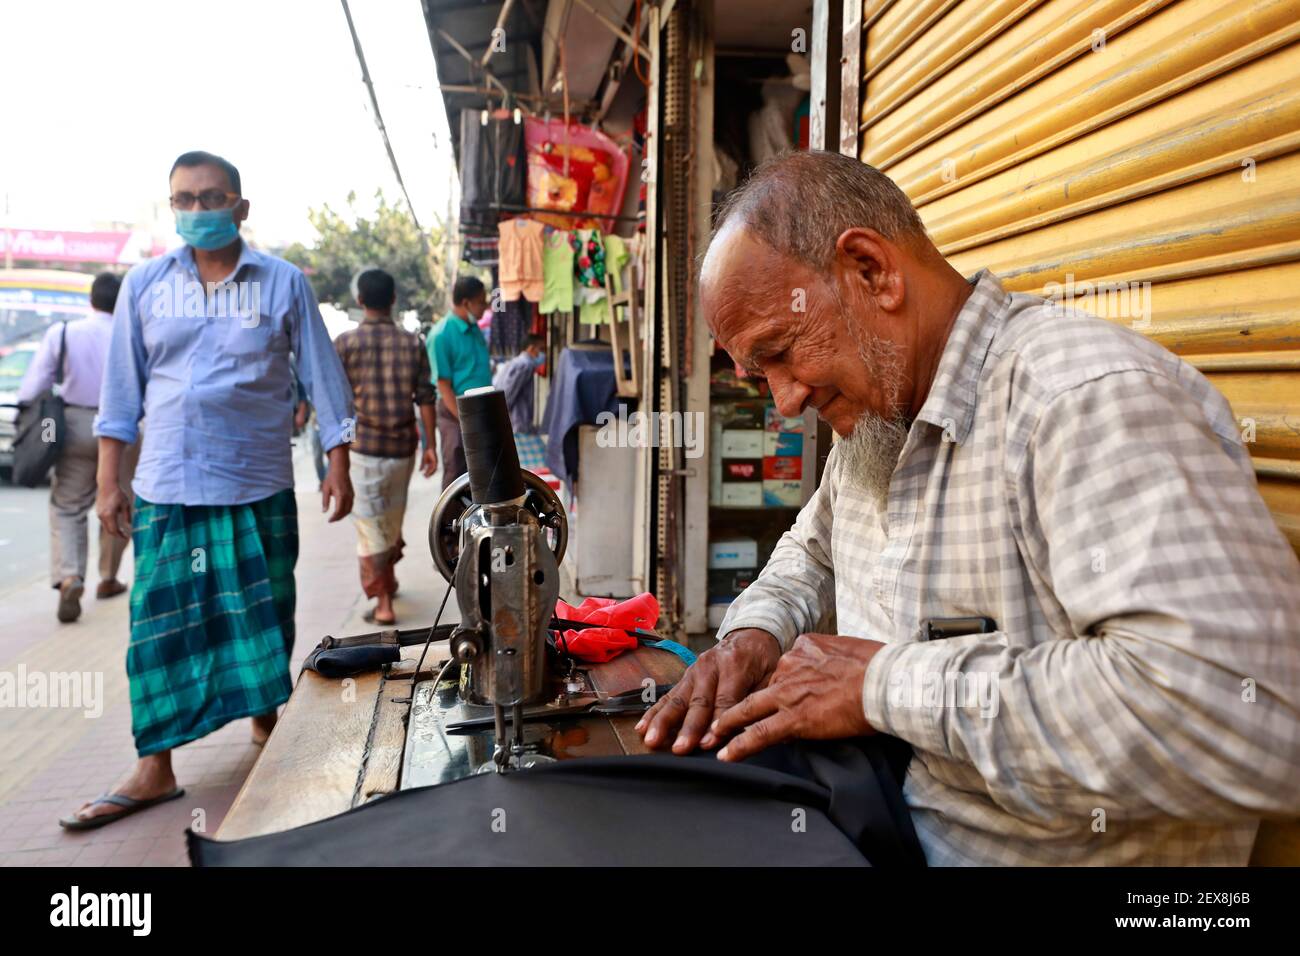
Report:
0,228,159,265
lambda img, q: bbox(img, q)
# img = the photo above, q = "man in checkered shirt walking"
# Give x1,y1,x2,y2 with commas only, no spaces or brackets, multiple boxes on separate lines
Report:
637,150,1300,865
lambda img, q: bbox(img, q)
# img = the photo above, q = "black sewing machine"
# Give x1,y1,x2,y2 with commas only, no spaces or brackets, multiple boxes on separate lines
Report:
424,386,573,772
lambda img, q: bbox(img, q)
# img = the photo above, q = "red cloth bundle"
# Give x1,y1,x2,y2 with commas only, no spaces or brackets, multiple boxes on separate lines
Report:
553,593,660,663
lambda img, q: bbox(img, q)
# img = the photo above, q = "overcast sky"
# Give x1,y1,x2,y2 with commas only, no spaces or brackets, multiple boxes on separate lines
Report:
0,0,456,247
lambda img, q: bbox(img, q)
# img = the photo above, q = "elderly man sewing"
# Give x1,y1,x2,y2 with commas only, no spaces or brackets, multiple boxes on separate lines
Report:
637,150,1300,865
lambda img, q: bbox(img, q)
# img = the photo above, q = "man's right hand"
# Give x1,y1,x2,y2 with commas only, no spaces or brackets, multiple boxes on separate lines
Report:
420,446,438,478
96,480,133,540
636,628,783,754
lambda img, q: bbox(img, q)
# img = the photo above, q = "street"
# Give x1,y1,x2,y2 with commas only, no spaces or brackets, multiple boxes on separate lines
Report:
0,434,325,590
0,439,462,865
0,485,49,588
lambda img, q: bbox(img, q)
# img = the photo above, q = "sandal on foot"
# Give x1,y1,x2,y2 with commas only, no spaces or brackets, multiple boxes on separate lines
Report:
58,787,185,831
362,606,397,626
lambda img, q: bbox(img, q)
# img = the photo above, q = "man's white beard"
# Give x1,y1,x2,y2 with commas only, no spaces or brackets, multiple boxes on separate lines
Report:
837,330,910,504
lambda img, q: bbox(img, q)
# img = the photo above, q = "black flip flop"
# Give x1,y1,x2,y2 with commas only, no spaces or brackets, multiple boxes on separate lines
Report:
58,787,186,831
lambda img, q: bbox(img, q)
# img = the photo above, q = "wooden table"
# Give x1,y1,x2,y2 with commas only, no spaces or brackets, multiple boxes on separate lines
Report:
214,635,1300,865
216,642,685,841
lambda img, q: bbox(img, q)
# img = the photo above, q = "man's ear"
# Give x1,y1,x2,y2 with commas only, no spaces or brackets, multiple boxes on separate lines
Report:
234,198,251,225
836,227,905,313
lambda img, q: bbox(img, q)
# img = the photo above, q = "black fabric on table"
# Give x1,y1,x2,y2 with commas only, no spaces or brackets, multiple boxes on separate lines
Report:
188,737,924,867
299,642,401,679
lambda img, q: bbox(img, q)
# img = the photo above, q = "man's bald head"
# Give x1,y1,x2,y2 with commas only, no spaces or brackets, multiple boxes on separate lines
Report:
700,151,971,501
713,150,928,269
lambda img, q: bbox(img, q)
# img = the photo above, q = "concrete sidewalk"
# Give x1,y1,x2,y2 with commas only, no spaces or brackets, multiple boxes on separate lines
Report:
0,459,458,867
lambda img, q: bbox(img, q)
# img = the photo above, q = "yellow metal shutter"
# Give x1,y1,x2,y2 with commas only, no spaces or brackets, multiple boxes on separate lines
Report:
859,0,1300,556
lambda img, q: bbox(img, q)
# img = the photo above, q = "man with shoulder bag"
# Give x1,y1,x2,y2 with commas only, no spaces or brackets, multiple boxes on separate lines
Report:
15,272,139,622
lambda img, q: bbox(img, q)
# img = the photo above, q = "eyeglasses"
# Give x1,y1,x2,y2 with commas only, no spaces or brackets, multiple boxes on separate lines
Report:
169,189,240,211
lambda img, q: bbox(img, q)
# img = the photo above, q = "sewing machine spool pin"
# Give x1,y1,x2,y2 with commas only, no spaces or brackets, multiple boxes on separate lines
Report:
434,387,567,772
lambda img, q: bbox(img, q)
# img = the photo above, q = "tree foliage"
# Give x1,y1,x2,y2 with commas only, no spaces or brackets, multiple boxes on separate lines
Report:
283,190,444,324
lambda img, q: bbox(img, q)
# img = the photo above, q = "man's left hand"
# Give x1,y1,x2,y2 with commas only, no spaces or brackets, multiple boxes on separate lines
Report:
711,632,884,762
321,447,353,521
420,446,438,478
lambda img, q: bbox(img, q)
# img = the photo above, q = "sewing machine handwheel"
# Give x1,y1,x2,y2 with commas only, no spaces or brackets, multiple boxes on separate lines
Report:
428,470,568,582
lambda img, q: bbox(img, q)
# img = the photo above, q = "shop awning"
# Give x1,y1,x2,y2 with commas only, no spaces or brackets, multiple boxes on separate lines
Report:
421,0,545,163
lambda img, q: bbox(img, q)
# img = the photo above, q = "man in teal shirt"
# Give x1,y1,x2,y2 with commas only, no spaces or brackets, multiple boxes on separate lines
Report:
429,275,491,490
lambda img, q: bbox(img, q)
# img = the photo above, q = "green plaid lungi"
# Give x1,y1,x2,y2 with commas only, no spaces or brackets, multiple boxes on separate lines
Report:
128,489,298,756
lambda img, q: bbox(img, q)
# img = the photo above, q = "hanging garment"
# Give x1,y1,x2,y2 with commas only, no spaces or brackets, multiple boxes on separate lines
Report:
540,346,623,485
460,233,499,268
492,296,532,360
498,218,546,303
523,117,631,229
747,80,802,167
539,228,575,315
459,109,526,230
579,233,630,325
189,737,925,867
571,229,607,296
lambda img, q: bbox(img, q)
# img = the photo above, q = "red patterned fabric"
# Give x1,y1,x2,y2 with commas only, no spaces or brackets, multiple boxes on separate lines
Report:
553,593,660,662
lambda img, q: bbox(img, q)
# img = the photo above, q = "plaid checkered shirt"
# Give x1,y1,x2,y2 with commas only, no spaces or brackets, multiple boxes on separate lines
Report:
718,270,1300,865
334,317,438,459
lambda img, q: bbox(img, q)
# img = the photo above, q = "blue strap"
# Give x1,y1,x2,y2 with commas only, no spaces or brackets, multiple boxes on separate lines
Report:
643,638,697,667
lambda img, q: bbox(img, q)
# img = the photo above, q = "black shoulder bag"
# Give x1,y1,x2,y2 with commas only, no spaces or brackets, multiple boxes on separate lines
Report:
12,323,69,487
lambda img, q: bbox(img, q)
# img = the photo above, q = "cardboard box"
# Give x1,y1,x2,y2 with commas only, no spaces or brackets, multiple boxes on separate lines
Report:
722,402,768,430
722,458,762,482
762,480,802,507
719,482,764,508
708,568,755,600
763,430,803,457
762,455,802,481
709,536,758,569
720,429,764,458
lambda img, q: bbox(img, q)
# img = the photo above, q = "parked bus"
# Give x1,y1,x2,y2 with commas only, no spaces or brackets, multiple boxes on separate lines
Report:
0,268,94,348
0,269,95,479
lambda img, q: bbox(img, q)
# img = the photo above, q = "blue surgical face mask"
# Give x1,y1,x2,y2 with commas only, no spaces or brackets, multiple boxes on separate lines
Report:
175,207,240,250
531,352,545,368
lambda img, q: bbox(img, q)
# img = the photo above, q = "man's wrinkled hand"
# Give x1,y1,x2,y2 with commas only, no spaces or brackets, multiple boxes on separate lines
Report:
711,632,884,763
635,628,782,754
96,481,132,540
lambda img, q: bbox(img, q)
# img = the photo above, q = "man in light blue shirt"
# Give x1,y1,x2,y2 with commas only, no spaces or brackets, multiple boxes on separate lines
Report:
17,273,139,622
61,150,355,831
